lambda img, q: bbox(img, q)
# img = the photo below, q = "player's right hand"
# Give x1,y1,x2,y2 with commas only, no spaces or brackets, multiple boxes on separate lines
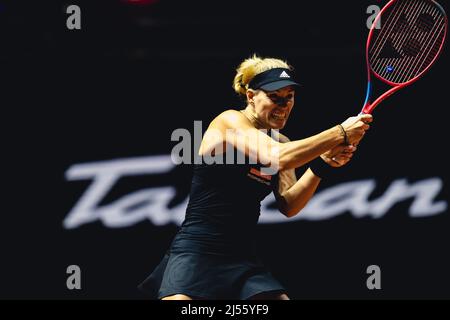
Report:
341,114,373,145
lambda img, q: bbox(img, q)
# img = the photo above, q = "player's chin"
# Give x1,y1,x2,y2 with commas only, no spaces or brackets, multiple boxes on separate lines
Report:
269,118,288,129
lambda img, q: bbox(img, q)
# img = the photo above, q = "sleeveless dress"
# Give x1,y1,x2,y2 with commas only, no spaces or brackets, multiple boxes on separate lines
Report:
138,148,286,299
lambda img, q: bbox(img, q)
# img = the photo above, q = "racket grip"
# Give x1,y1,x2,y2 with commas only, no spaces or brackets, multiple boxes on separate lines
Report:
360,102,373,115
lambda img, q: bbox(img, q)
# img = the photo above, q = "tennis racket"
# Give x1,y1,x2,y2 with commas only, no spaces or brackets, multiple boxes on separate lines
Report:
361,0,447,114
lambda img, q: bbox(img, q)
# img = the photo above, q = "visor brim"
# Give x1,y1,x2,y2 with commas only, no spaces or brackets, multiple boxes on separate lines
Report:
259,80,301,91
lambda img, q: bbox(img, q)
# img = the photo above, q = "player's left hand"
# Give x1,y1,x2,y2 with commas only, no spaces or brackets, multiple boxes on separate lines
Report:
321,144,357,167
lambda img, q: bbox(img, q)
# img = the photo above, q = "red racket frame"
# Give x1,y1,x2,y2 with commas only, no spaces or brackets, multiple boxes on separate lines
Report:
361,0,448,114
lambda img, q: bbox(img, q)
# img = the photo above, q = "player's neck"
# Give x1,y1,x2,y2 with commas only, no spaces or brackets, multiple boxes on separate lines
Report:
241,106,266,130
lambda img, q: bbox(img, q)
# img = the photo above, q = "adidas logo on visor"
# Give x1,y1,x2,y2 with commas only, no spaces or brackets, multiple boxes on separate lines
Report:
279,71,290,78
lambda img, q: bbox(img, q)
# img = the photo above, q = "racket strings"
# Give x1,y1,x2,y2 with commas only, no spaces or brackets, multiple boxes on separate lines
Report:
370,0,423,79
395,4,444,82
371,0,429,77
417,12,436,32
368,0,446,84
369,0,409,60
402,12,445,82
388,3,440,82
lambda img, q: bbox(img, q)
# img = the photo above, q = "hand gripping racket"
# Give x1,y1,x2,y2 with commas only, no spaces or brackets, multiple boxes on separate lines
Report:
361,0,447,114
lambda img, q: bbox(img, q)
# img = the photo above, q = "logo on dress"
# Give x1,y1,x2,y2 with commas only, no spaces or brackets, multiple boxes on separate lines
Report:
248,167,272,185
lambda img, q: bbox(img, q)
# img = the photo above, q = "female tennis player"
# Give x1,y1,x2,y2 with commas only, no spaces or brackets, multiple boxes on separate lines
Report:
139,54,372,300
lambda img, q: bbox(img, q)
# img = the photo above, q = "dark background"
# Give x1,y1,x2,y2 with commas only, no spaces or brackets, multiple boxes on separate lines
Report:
1,0,449,299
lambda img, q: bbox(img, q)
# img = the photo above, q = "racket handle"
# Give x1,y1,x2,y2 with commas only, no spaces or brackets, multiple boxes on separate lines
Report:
360,102,372,115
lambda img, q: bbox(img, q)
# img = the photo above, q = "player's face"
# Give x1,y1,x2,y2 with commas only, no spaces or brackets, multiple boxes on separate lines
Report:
252,86,295,129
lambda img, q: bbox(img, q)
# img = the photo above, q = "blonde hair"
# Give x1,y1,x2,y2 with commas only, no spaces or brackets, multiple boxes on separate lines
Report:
232,54,292,96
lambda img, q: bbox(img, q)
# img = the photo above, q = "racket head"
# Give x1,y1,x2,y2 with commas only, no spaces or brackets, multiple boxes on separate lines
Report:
367,0,447,87
366,0,448,86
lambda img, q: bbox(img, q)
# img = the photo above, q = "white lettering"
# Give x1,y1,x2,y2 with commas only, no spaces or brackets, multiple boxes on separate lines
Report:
66,5,81,30
367,5,381,30
64,156,447,229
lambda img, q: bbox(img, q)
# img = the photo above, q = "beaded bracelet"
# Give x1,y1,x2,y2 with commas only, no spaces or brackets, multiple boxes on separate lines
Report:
337,124,349,145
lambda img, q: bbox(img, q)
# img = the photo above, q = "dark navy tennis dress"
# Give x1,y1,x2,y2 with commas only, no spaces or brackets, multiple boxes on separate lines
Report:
138,147,286,299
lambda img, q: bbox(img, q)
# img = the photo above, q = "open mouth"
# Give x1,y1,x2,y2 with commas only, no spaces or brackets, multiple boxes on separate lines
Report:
271,111,287,121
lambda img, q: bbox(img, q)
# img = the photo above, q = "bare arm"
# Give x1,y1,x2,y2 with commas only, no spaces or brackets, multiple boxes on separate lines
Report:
200,110,369,217
277,169,321,218
272,133,322,217
200,110,352,171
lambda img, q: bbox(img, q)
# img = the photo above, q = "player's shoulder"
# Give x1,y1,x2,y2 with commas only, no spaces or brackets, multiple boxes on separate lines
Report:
218,109,246,121
213,109,249,127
